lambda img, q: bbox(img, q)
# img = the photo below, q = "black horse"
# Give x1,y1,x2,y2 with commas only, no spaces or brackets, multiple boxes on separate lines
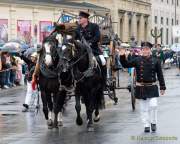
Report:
37,34,73,129
58,36,105,131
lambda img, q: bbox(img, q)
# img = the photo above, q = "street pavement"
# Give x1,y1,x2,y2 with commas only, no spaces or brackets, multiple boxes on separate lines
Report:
0,68,180,144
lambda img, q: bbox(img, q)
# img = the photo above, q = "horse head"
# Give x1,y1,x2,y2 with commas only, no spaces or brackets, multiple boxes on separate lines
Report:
57,34,76,72
42,35,59,67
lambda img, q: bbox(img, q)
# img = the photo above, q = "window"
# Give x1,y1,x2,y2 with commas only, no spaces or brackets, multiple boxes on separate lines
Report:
161,17,164,24
155,16,158,24
166,28,169,45
172,18,174,25
161,28,163,44
166,18,169,25
172,0,174,4
177,0,179,6
167,0,169,3
177,20,179,25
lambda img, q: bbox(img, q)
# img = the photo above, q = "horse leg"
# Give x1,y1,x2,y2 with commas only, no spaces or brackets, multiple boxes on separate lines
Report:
46,91,54,128
94,108,100,123
86,106,94,132
53,90,66,128
41,91,53,129
57,111,63,127
52,92,58,128
85,93,94,132
57,90,66,127
94,90,103,123
75,93,83,126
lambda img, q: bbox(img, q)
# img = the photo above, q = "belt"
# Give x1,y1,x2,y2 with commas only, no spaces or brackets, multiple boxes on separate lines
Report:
136,82,157,86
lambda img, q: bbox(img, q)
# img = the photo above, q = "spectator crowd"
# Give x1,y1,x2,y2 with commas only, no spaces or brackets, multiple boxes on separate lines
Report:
0,51,26,90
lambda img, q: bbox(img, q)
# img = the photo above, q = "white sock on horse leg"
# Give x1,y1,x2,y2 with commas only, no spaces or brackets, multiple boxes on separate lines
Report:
48,111,53,120
58,112,63,122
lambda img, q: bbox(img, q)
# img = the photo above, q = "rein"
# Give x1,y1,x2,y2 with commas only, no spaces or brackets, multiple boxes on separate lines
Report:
69,51,87,68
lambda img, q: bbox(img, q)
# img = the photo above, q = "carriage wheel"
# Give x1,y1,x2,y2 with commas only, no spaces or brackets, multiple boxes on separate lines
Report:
106,78,118,105
131,86,136,111
130,68,136,111
112,78,118,105
107,88,118,105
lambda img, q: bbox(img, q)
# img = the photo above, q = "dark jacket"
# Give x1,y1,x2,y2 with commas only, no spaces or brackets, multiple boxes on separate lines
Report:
120,55,166,99
74,22,102,56
1,54,12,70
20,55,35,81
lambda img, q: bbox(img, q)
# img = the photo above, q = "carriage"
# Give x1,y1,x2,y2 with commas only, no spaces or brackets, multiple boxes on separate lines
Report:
50,10,137,110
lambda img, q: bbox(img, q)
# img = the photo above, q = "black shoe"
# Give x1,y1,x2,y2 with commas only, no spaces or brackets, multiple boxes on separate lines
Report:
144,127,150,133
151,124,157,132
22,104,29,112
23,104,29,109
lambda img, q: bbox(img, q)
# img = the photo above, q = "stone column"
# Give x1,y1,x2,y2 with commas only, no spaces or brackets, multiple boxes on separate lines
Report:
32,8,39,47
112,8,119,36
9,6,16,40
122,12,129,42
131,13,137,41
119,11,124,40
139,14,145,42
54,9,60,23
145,15,151,42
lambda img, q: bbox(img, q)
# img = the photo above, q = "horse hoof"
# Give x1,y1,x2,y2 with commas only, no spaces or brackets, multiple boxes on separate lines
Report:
53,123,58,129
114,98,118,105
76,116,83,126
87,127,94,132
87,124,94,132
53,121,59,129
47,119,53,129
94,115,100,123
87,121,94,132
58,121,63,127
114,102,118,105
48,126,53,129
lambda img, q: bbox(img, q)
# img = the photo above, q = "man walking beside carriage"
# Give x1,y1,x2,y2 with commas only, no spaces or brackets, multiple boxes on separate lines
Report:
119,42,166,133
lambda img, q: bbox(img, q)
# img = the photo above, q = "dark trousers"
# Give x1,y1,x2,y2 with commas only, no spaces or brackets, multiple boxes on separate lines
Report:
0,71,5,87
5,70,11,86
10,70,16,85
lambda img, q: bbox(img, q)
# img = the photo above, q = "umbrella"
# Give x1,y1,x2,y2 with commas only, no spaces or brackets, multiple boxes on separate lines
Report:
120,43,130,48
9,39,25,44
21,43,29,50
9,39,29,50
1,42,21,53
24,47,37,57
0,39,5,47
162,47,171,51
171,43,180,52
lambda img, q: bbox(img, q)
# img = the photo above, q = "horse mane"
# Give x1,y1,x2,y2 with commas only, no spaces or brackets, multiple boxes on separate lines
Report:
42,35,58,46
53,22,78,35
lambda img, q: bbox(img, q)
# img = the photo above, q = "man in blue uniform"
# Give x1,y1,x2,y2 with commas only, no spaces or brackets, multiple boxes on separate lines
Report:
119,42,166,133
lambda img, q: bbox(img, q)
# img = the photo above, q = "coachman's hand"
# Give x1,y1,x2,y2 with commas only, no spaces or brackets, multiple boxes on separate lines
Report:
160,90,165,95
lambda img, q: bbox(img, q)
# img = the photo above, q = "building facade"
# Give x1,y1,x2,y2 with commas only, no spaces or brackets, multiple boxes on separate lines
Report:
2,0,179,46
151,0,180,45
0,0,108,44
70,0,151,45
